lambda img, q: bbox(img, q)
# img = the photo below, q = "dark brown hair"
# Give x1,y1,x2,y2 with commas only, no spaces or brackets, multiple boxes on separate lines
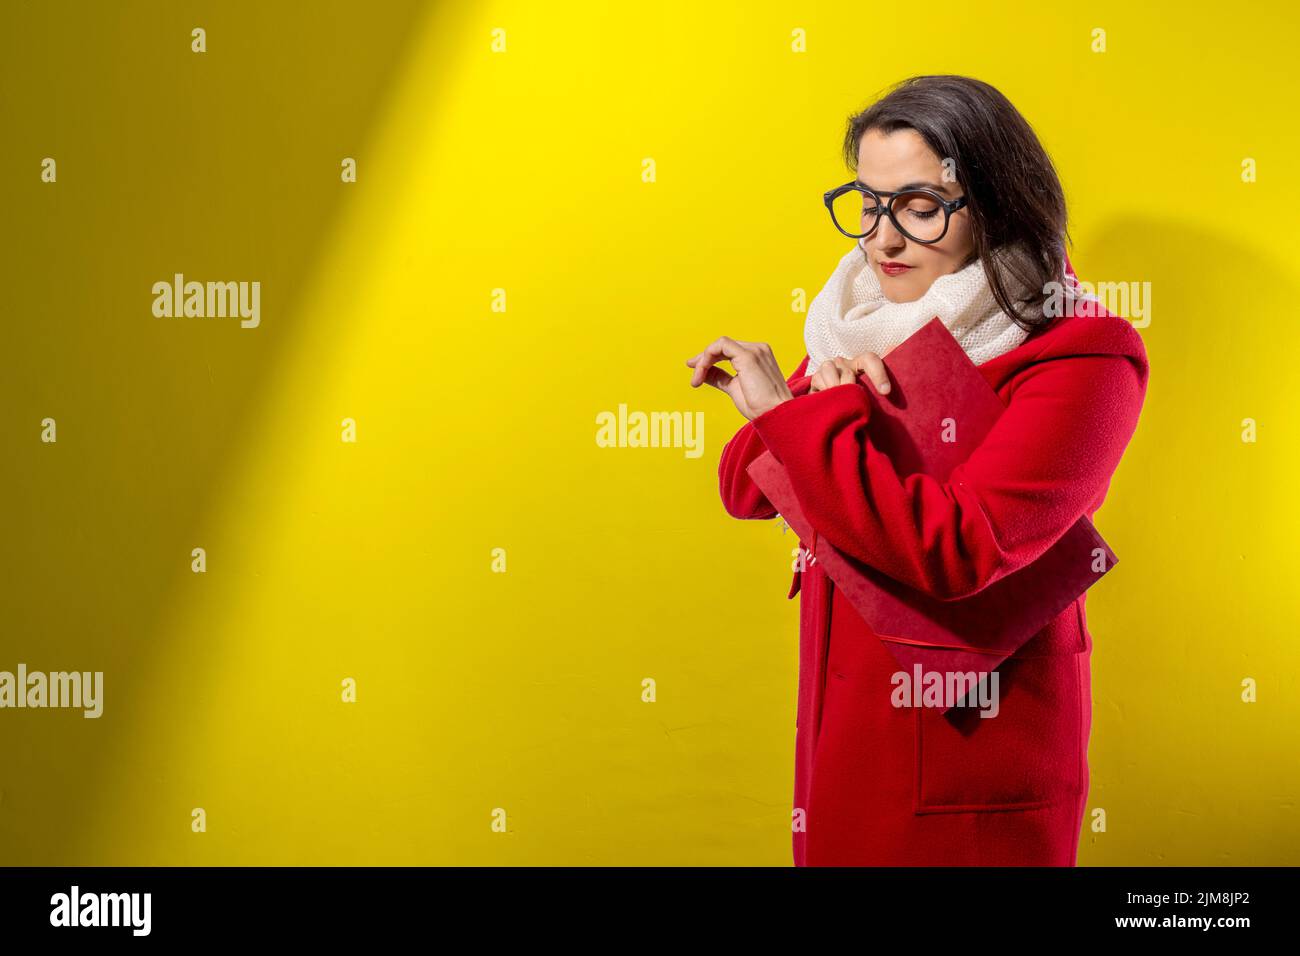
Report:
843,74,1069,330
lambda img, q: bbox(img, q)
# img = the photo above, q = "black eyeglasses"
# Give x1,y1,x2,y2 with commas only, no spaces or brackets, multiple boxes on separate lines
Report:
823,182,968,244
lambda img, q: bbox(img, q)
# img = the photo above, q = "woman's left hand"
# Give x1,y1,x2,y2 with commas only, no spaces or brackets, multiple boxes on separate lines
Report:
809,350,893,395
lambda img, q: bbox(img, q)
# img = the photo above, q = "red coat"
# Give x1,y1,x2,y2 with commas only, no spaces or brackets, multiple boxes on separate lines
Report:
718,305,1149,866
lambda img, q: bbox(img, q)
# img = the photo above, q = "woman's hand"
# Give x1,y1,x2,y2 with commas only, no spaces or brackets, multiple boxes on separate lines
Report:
685,336,794,421
808,350,893,395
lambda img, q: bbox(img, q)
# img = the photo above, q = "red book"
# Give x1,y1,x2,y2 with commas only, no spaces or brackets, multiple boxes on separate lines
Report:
746,317,1118,714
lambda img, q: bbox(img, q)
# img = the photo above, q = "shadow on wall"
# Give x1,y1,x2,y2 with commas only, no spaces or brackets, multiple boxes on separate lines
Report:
1077,215,1295,503
0,0,463,864
1075,216,1300,864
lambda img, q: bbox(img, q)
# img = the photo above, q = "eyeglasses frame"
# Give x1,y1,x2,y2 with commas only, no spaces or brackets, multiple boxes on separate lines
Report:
823,181,969,244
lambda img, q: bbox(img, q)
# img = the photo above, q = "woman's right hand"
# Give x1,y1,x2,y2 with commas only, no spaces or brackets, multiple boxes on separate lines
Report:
685,336,795,421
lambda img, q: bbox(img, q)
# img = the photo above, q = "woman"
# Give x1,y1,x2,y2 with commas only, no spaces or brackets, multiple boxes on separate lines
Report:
685,75,1149,866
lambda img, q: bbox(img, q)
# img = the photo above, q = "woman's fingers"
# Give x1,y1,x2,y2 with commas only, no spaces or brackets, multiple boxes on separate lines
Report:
685,353,740,402
687,337,797,421
685,336,747,388
698,364,735,394
809,360,836,393
850,351,892,394
806,354,894,394
810,358,861,392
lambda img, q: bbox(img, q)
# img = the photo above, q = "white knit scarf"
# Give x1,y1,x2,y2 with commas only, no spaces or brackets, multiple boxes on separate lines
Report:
803,239,1087,371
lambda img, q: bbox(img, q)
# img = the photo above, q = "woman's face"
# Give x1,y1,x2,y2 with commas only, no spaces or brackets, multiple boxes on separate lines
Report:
855,127,976,302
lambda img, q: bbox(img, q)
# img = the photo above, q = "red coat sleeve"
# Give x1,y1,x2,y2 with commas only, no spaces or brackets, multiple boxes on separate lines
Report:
717,354,812,519
747,353,1148,601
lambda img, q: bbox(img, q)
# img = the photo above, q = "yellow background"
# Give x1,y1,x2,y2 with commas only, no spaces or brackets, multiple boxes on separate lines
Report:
1,0,1297,865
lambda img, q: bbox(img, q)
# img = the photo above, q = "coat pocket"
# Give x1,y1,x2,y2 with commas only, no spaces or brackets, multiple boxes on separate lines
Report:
1008,598,1088,659
913,652,1083,814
